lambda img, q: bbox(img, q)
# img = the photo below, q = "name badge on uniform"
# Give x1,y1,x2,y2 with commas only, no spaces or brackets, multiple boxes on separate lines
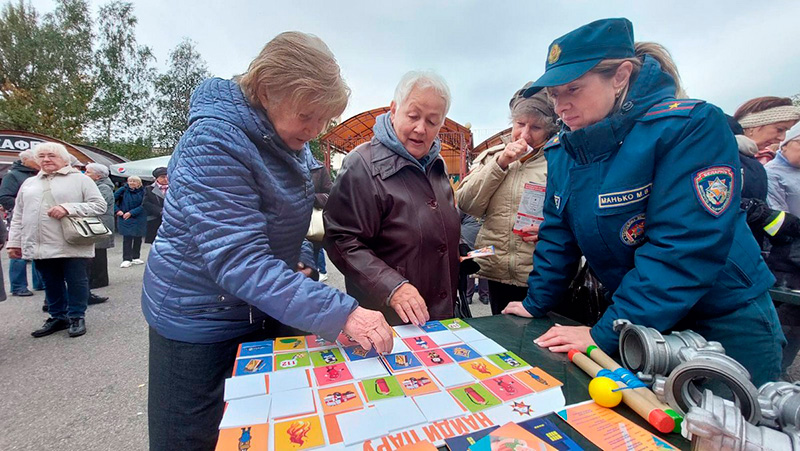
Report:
598,184,652,209
693,166,734,217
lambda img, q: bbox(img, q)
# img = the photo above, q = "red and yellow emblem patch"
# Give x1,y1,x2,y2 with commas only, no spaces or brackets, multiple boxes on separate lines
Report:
693,166,734,217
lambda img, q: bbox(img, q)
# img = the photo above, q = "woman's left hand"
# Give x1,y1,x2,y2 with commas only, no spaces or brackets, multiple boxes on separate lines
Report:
47,206,68,219
123,212,132,219
519,224,540,243
502,301,533,318
534,325,596,353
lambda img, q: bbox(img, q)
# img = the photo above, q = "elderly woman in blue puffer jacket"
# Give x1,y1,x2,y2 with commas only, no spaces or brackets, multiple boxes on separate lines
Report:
140,32,394,451
114,175,147,268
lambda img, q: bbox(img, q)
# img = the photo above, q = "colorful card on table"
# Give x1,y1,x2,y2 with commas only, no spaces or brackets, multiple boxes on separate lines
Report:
460,358,503,380
397,370,440,396
443,344,480,362
274,336,306,352
517,417,583,450
557,402,678,450
347,357,390,380
439,318,471,330
403,335,436,351
233,356,272,376
361,375,404,401
420,321,448,333
443,425,499,451
274,415,326,450
317,383,363,415
343,345,379,361
313,363,353,387
336,333,361,347
305,334,336,349
468,421,557,451
237,340,274,358
382,351,422,373
515,367,562,392
274,351,311,371
487,351,529,371
215,424,269,451
482,374,533,401
415,348,454,367
449,383,502,413
310,348,345,367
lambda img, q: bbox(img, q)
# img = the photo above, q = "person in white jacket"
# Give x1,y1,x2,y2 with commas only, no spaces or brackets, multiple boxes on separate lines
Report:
7,143,106,338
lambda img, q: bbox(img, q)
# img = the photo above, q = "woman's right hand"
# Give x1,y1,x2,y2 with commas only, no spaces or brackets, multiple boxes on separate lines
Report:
116,211,124,217
389,282,430,326
497,138,531,170
7,247,21,259
502,301,533,318
342,306,394,354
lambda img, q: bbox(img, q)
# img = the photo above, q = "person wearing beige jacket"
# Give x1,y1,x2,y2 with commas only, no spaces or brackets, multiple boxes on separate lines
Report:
7,143,106,338
457,86,558,314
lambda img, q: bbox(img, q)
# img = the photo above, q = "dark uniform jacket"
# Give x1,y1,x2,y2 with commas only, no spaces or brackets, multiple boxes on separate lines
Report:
143,184,165,243
324,138,461,325
522,56,775,353
0,160,38,211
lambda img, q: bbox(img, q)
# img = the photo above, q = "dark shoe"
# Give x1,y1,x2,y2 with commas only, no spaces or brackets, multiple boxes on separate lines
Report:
12,290,34,297
479,296,490,305
88,293,108,305
68,318,86,337
42,302,48,312
31,318,69,337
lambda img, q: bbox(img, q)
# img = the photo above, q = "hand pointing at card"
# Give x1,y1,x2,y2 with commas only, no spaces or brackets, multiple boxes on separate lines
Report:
342,307,394,354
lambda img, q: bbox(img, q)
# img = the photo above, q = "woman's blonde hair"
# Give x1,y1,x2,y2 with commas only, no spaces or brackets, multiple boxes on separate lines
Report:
127,176,142,187
589,42,687,112
237,31,350,122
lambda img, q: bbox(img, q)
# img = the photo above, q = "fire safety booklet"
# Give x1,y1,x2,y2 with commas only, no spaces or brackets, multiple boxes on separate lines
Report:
512,182,546,237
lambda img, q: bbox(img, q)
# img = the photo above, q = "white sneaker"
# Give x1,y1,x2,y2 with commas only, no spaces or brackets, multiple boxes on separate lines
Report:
319,273,329,282
131,259,145,265
120,261,132,268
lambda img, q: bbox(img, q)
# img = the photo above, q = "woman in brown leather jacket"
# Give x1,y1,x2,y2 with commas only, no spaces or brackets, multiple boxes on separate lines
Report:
324,71,461,326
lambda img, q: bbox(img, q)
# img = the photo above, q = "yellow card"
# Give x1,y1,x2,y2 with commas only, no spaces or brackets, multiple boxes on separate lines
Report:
460,358,502,380
273,415,325,450
215,424,269,451
274,336,306,352
515,367,563,392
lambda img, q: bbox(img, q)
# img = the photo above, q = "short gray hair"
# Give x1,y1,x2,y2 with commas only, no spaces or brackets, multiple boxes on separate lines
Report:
18,150,35,161
34,142,70,162
86,163,109,178
393,71,451,117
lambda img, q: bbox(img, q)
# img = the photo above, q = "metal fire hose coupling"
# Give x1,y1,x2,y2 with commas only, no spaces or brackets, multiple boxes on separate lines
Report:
683,389,800,451
759,382,800,431
651,347,762,423
613,319,726,382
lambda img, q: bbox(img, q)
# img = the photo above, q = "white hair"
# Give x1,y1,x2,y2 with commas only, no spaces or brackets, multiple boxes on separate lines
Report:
85,163,109,178
34,142,71,162
393,70,451,116
18,150,35,161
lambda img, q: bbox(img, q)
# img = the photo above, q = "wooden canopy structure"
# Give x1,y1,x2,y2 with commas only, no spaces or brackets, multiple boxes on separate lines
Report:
318,107,474,181
472,127,512,157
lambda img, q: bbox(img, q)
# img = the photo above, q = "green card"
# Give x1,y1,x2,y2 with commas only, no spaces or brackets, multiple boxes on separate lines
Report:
439,318,471,331
449,384,501,412
487,352,529,371
310,348,345,367
362,376,404,401
274,351,311,371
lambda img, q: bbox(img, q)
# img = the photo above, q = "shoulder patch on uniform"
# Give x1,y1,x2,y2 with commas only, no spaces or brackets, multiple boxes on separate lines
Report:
639,99,705,121
543,134,562,151
692,165,734,217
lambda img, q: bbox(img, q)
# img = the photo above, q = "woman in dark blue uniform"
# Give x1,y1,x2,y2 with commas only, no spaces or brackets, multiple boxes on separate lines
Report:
502,18,785,386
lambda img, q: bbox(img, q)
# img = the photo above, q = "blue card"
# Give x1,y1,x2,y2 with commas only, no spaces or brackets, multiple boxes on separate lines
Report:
443,344,480,362
381,352,422,373
234,356,273,376
238,340,274,358
444,425,498,451
420,321,448,333
343,345,379,361
518,417,583,450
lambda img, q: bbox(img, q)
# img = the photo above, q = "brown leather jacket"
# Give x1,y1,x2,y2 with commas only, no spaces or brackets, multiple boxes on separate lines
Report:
324,138,460,325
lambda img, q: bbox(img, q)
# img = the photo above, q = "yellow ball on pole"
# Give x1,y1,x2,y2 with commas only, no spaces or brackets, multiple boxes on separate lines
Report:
588,376,623,408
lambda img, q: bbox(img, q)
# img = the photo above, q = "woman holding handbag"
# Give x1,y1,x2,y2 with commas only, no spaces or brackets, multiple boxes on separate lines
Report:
7,143,106,338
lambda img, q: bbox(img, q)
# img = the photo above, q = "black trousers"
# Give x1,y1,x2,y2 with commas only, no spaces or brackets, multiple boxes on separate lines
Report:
87,248,109,289
487,280,529,315
122,236,142,261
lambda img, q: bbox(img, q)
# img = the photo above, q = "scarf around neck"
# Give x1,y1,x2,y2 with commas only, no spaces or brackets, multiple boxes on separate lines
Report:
155,180,168,196
373,112,441,171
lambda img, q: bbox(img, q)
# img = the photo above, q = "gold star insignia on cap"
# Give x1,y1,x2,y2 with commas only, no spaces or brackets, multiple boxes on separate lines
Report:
548,44,561,64
668,102,680,109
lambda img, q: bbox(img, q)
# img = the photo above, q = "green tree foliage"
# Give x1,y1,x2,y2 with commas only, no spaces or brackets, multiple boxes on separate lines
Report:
153,38,209,150
0,0,94,140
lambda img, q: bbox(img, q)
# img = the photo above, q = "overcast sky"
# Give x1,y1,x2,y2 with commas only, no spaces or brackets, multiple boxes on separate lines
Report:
29,0,800,143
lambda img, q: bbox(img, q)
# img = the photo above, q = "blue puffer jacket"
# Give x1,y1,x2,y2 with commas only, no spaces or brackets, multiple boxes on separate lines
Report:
114,186,147,237
141,78,358,343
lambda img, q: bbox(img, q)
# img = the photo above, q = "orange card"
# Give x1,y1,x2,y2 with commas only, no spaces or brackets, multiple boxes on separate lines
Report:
324,413,344,445
273,415,325,450
397,370,440,396
460,358,503,380
215,424,269,451
558,402,678,450
317,383,364,415
514,367,563,392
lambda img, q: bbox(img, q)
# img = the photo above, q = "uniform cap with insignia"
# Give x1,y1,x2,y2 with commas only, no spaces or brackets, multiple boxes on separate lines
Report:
524,18,635,97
